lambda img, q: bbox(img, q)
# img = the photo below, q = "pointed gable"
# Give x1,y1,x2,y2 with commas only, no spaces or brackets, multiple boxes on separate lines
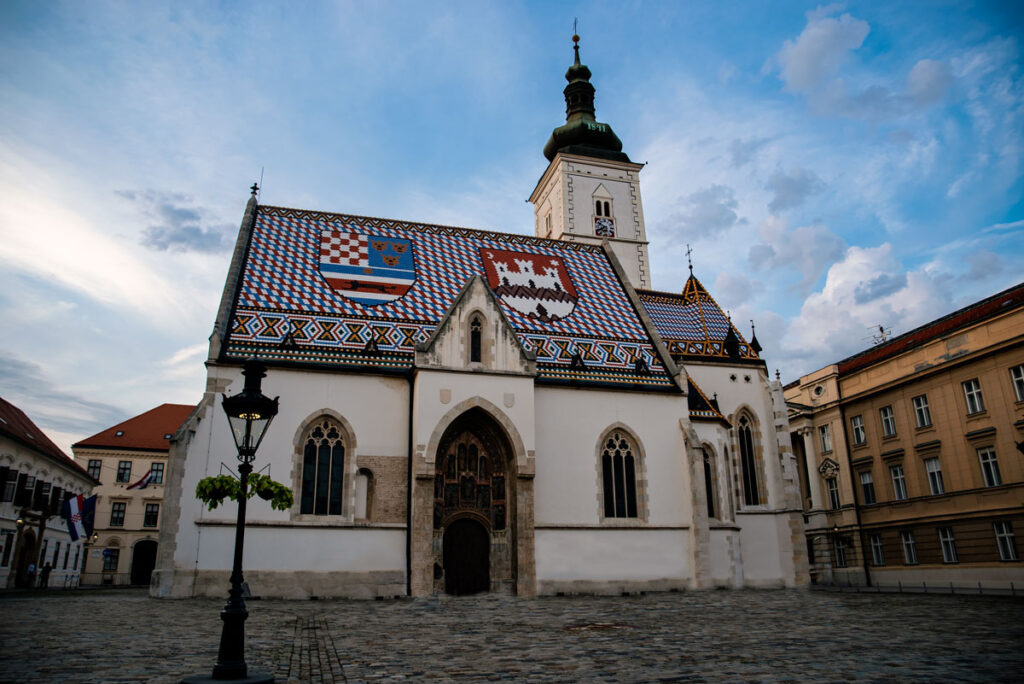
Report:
222,205,676,390
636,274,761,364
687,378,729,425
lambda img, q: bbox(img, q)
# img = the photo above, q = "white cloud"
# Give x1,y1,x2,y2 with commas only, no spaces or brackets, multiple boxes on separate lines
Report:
766,167,826,212
748,216,846,293
776,8,870,93
659,184,743,242
907,59,954,107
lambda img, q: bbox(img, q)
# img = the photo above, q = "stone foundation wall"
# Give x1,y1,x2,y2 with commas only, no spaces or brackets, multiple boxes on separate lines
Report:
355,455,407,524
152,568,405,600
538,577,688,596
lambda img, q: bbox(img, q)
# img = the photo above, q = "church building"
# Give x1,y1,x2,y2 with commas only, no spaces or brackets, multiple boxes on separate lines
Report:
153,38,808,599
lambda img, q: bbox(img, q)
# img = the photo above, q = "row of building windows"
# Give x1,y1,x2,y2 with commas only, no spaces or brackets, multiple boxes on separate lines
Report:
826,446,1006,509
832,521,1019,567
0,533,83,572
107,502,159,528
87,459,164,485
847,366,1023,447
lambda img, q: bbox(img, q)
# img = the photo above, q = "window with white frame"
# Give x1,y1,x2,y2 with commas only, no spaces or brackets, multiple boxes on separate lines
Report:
912,395,931,428
859,471,876,504
834,537,848,568
962,378,984,414
826,477,840,510
110,501,126,526
879,406,896,437
994,521,1018,561
977,447,1001,487
102,548,119,572
850,415,866,445
818,424,832,453
87,459,102,480
869,534,885,566
116,461,132,483
143,503,159,527
150,462,164,485
925,457,944,495
1011,365,1024,402
890,464,908,500
901,531,918,564
939,527,958,563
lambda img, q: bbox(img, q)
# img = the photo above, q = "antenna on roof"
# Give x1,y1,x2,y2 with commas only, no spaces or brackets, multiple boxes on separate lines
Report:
685,243,694,274
258,167,264,199
867,324,892,345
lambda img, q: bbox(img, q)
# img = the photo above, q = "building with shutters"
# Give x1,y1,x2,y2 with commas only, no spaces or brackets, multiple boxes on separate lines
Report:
153,37,808,599
0,397,98,589
72,403,193,586
786,282,1024,589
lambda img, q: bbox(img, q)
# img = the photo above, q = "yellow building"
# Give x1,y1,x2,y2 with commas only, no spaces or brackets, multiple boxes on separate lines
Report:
72,404,193,586
786,282,1024,589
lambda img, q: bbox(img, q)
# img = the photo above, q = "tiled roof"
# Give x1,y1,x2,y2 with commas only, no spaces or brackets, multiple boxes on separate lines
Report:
222,205,674,389
637,275,760,363
687,378,728,423
73,403,194,452
0,396,97,482
837,281,1024,374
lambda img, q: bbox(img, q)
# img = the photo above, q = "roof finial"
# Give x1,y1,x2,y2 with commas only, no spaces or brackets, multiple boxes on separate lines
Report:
685,243,693,274
250,182,259,198
572,19,581,65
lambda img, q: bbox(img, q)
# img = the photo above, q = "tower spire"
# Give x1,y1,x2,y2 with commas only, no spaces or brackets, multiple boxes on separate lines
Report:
542,32,629,162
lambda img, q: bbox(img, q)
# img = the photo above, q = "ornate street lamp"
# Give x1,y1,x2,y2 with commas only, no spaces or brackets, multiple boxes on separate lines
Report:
185,357,278,684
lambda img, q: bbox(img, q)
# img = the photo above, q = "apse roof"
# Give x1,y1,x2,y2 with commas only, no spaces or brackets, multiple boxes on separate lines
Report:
74,403,195,452
221,204,675,390
0,396,97,482
637,274,761,364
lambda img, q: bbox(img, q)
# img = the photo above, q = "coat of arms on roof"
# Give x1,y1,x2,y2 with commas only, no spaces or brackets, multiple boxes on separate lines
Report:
480,248,578,323
318,228,416,306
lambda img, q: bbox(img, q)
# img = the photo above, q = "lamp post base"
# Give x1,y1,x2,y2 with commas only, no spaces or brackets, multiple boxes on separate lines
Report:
181,672,274,683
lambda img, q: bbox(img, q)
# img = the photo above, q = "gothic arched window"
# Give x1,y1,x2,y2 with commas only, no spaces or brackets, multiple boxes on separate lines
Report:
738,416,760,506
703,446,717,519
601,430,638,518
300,418,346,515
469,316,482,363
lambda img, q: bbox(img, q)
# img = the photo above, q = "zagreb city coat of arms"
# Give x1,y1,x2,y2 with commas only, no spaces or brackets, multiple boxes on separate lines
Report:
319,229,416,306
479,248,578,322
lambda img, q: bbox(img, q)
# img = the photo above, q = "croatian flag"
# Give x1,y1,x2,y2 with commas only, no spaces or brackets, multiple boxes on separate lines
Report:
63,494,97,542
127,468,154,490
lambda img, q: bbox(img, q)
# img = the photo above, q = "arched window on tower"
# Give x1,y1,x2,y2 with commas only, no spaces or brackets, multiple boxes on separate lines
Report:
601,430,639,518
469,316,482,363
300,417,346,515
738,416,761,506
593,189,615,237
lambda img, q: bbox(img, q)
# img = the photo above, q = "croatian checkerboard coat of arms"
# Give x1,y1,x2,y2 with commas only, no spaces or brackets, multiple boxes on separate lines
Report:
480,248,578,322
319,229,416,306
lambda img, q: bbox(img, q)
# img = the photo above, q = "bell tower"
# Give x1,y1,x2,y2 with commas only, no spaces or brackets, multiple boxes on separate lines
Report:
528,34,651,289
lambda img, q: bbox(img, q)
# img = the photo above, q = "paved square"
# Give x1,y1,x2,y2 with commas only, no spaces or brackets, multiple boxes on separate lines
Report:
2,588,1022,682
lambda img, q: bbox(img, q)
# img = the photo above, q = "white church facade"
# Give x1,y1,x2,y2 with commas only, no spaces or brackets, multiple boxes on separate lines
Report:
153,39,808,599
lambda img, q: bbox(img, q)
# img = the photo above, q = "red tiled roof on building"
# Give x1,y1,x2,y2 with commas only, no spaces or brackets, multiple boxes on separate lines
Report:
0,396,97,482
73,403,194,452
837,281,1024,375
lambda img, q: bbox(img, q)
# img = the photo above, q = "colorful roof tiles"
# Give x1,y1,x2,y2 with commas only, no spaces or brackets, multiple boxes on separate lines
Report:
637,274,761,363
223,205,674,389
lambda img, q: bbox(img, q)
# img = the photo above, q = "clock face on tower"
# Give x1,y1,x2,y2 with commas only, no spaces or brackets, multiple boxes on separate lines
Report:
594,216,615,237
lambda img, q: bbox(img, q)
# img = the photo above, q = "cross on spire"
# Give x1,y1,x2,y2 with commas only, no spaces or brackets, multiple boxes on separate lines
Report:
685,243,693,274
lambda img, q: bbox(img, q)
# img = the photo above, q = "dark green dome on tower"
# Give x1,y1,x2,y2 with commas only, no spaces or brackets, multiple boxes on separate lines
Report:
543,34,630,163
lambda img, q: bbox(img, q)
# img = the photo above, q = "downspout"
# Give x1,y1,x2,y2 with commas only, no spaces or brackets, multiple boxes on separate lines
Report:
836,378,872,587
406,370,415,596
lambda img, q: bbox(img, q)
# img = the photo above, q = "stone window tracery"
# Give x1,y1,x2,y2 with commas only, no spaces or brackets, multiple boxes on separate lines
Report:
469,316,482,363
737,415,762,506
300,418,346,515
601,430,638,518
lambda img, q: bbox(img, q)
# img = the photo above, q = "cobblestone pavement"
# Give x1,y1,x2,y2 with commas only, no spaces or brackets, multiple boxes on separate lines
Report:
1,588,1022,682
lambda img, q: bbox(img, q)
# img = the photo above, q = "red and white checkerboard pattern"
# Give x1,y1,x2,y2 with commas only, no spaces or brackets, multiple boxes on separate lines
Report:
320,231,368,266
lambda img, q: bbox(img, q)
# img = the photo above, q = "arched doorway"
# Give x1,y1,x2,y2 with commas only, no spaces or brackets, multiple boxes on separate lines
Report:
14,530,36,588
443,518,490,595
432,408,515,595
130,539,158,586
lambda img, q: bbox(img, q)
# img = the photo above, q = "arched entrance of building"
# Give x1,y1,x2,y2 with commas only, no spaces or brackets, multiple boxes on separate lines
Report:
432,407,515,595
443,518,490,595
14,529,36,588
130,539,158,586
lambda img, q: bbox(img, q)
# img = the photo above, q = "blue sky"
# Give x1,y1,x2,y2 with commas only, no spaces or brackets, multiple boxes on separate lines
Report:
1,1,1021,453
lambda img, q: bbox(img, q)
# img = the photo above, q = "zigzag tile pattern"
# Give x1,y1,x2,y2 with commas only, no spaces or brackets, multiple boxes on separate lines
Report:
225,206,672,387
